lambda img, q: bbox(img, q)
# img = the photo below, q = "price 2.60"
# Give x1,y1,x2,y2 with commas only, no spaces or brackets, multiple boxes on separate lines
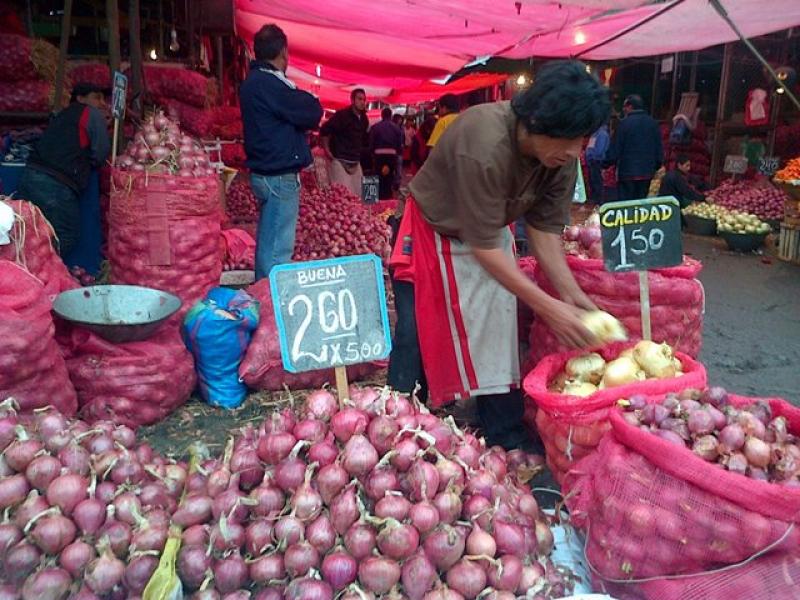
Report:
610,226,664,271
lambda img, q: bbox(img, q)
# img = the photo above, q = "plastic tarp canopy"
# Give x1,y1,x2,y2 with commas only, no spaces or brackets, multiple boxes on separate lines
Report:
387,73,510,104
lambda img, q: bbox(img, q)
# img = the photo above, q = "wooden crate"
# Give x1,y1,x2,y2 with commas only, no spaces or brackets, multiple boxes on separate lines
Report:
778,223,800,264
786,198,800,220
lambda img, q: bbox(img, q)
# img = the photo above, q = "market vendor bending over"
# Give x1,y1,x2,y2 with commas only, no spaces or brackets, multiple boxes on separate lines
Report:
17,82,110,257
388,61,611,449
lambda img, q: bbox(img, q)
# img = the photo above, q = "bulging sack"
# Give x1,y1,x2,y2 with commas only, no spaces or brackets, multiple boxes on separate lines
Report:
183,287,259,409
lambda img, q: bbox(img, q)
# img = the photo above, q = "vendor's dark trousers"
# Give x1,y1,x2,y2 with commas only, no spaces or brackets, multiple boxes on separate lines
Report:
17,168,80,257
617,178,652,201
476,390,529,450
387,276,428,400
374,154,396,200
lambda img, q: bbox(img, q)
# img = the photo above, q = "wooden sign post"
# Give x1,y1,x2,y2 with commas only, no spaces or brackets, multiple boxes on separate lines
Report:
269,254,392,405
599,197,683,340
110,71,128,166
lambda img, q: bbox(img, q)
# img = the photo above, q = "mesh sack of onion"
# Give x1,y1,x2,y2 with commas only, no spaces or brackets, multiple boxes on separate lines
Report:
564,391,800,599
0,34,59,83
0,261,77,417
144,65,218,108
523,341,707,486
0,199,78,301
225,177,259,224
238,279,381,392
528,250,704,366
168,386,570,599
67,61,112,89
0,401,202,598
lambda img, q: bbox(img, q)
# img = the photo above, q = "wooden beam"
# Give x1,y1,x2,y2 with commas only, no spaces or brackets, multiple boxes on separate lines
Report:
53,0,74,112
129,0,144,116
107,0,121,75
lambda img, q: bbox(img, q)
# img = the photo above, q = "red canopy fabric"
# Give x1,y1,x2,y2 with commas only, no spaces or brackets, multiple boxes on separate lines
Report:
387,73,509,104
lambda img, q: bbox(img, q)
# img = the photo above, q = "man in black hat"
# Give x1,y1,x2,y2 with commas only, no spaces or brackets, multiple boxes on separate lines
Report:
17,82,111,257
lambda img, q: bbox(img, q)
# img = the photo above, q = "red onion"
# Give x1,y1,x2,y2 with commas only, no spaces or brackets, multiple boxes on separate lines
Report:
317,463,348,505
59,539,95,577
29,510,76,554
701,386,728,408
308,439,338,467
332,409,370,444
273,515,304,546
305,390,338,421
73,497,106,536
177,545,212,590
366,468,400,502
517,493,539,520
306,514,336,553
454,444,480,470
718,424,746,451
230,445,264,491
0,523,22,557
249,481,285,517
261,409,296,435
655,430,685,446
112,492,142,526
493,520,525,558
123,555,158,595
0,414,18,452
725,452,749,475
367,416,399,455
5,436,43,472
0,474,30,510
110,455,145,486
285,578,333,600
244,519,273,555
467,524,496,557
213,484,251,524
446,558,487,599
342,435,378,477
692,435,719,461
284,540,320,577
95,482,116,504
85,433,114,456
99,517,132,558
641,404,670,427
462,494,492,525
391,439,421,472
249,553,285,585
385,392,414,417
344,522,377,559
535,520,554,555
292,465,323,520
375,494,411,520
85,545,125,594
744,437,771,468
15,492,49,532
425,424,455,455
747,400,772,425
4,541,40,583
377,519,419,560
182,524,209,547
423,525,465,570
408,501,439,534
433,488,463,524
214,552,249,594
173,494,213,527
487,555,523,592
275,455,307,492
687,409,715,436
401,552,438,600
660,418,691,441
34,409,68,440
331,485,360,535
140,482,173,511
21,566,72,600
211,516,245,553
358,556,401,595
434,457,465,492
293,418,327,443
409,459,440,501
321,548,357,590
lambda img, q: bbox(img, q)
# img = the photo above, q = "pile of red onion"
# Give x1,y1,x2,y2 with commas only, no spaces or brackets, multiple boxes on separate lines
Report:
562,214,602,260
115,112,215,177
293,185,392,262
707,179,787,221
226,178,259,223
621,388,800,485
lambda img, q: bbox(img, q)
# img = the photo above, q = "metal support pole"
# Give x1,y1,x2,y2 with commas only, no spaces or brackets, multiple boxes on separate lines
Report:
53,0,73,112
651,60,660,116
129,0,144,117
689,51,698,92
216,35,224,92
158,0,164,57
669,53,679,115
107,0,121,75
710,43,733,185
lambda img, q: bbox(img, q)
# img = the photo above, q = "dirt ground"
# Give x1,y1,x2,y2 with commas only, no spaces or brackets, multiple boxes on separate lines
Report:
137,231,800,505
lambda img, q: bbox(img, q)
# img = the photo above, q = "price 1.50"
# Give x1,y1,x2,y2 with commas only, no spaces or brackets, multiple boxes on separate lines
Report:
610,226,664,271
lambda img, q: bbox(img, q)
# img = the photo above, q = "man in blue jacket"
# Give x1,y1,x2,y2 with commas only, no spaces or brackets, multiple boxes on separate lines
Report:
606,95,663,201
240,24,323,279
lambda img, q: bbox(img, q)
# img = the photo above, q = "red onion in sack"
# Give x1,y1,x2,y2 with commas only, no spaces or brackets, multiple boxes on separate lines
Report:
423,525,465,571
401,551,438,600
738,412,766,439
21,567,72,600
693,435,719,461
284,540,320,577
214,552,249,594
719,423,746,451
344,522,377,559
377,519,419,560
306,513,336,553
655,430,685,446
358,555,401,595
305,389,338,421
744,437,771,468
177,545,212,590
59,540,95,577
687,409,715,436
249,552,285,584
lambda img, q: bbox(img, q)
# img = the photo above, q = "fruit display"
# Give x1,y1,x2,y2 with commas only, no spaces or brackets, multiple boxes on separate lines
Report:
706,179,786,221
775,156,800,183
549,341,682,396
682,202,729,221
716,212,771,235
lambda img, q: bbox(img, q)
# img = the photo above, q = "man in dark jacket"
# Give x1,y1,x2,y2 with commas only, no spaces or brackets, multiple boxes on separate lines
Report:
607,95,663,201
17,82,110,257
369,107,403,199
320,89,369,196
240,24,323,280
659,154,705,208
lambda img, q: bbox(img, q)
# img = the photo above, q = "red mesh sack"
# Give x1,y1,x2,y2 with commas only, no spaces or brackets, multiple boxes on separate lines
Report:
145,65,217,108
565,395,800,598
0,80,52,112
0,261,77,416
0,35,58,82
221,143,247,169
0,199,77,300
529,256,704,366
210,106,243,139
108,169,223,319
523,342,707,485
240,279,381,391
517,256,537,376
59,325,195,428
68,61,111,89
157,97,215,138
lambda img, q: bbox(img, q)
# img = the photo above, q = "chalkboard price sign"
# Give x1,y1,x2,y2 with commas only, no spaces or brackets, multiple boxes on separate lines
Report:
723,154,748,175
269,254,392,373
111,71,128,120
361,175,379,204
599,197,682,272
758,156,780,177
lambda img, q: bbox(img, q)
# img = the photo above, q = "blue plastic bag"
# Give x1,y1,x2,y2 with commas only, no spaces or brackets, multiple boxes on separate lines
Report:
182,287,260,408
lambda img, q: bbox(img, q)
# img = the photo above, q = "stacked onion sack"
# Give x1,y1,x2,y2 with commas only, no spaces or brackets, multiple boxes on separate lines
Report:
109,111,222,319
0,33,60,113
173,387,573,599
293,184,391,261
225,177,259,224
0,401,193,598
565,389,800,599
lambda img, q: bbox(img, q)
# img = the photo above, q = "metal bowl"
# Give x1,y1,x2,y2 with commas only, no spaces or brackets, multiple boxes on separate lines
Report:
53,285,182,343
719,230,768,252
684,214,717,236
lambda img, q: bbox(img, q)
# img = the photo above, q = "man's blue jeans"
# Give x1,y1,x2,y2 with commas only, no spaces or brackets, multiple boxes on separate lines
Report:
250,173,300,280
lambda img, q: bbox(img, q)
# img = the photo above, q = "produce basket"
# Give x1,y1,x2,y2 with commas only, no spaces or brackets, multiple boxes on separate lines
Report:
776,180,800,201
684,214,717,236
719,230,767,252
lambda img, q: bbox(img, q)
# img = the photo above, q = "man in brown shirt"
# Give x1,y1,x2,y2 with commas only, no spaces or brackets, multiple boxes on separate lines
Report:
388,61,611,448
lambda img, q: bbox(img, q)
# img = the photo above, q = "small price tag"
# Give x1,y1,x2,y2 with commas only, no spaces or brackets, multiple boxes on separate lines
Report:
723,154,748,175
269,254,392,373
361,175,379,205
758,156,780,177
111,71,128,120
599,197,682,272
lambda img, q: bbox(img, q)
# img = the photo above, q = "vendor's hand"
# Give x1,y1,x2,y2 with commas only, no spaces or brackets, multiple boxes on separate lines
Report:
540,300,597,349
560,288,597,312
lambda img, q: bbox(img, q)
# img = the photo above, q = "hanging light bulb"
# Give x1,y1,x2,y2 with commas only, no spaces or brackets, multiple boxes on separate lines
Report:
516,74,527,87
149,48,158,60
315,64,322,78
574,31,586,45
169,28,180,52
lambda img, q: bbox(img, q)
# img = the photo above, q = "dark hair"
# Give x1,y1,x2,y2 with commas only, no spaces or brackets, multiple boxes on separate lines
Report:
420,115,437,140
438,93,460,114
624,94,644,110
675,154,690,166
254,24,287,62
381,107,392,120
351,88,366,101
512,60,610,139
